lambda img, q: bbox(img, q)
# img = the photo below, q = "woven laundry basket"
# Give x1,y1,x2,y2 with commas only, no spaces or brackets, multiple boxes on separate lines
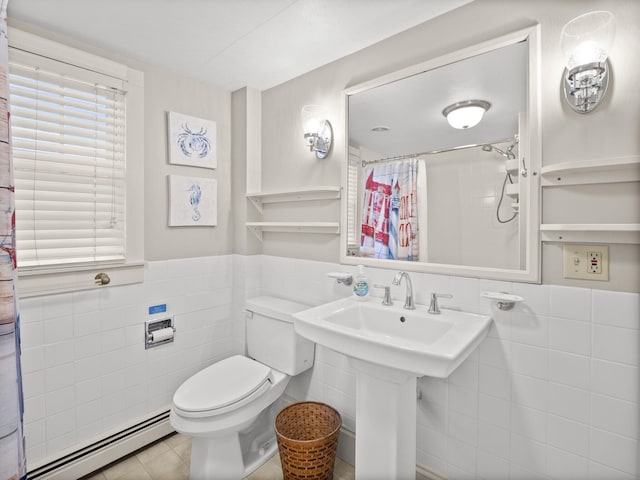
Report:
275,402,342,480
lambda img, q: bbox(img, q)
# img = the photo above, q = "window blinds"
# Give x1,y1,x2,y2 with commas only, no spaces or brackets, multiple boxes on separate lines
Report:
347,148,360,249
9,57,126,268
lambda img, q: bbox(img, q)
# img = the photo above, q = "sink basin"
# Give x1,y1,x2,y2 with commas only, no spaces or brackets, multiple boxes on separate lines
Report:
294,297,492,378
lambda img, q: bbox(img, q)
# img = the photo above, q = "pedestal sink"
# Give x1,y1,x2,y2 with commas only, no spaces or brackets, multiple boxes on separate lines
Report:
293,297,492,480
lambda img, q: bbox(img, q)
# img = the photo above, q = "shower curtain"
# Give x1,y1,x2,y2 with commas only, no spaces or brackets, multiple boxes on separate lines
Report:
360,159,419,260
0,0,27,478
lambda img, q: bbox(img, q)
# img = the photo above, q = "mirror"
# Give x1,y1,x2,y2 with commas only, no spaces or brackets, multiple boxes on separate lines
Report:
341,26,541,283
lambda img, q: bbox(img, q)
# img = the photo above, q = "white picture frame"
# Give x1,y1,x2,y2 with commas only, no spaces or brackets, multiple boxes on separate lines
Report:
168,175,217,227
167,111,217,169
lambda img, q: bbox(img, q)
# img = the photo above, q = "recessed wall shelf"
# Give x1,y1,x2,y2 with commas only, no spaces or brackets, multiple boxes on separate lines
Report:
246,222,340,241
540,156,640,186
246,186,341,240
539,156,640,244
247,186,341,213
540,223,640,244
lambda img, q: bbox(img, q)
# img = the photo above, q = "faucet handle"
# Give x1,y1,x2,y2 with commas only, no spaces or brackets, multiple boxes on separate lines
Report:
428,293,453,315
373,284,393,306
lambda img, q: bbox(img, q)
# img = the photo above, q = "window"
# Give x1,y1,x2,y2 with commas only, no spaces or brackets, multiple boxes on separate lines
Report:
9,57,126,268
8,28,144,296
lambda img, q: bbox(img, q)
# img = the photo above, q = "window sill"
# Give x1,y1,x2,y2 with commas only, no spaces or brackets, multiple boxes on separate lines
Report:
17,262,145,298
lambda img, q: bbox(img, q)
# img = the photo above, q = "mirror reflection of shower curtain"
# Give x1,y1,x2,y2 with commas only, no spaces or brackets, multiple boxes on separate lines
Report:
360,159,419,260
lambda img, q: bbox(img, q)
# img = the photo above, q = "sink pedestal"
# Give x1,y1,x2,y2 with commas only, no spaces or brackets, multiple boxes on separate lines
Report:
352,359,417,480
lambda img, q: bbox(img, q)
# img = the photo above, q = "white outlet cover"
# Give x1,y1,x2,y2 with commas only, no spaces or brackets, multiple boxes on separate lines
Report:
563,244,609,281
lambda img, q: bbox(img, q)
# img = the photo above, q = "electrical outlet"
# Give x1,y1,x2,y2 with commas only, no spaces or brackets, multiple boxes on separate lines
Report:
563,245,609,281
588,251,602,274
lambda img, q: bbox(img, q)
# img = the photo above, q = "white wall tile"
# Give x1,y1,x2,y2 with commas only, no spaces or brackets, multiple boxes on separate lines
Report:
478,392,510,429
589,428,638,476
45,385,75,416
44,340,75,368
511,404,546,443
447,437,477,476
591,359,639,403
23,395,45,424
510,432,547,477
547,382,590,424
45,408,75,441
589,461,636,480
448,410,477,445
510,343,548,380
477,450,509,480
513,283,549,317
479,363,511,400
17,255,640,477
547,414,589,457
511,373,547,411
478,336,510,370
591,393,638,440
549,285,591,321
22,371,44,399
42,316,73,345
592,290,640,330
477,420,509,458
547,446,588,480
549,316,591,355
44,363,74,392
592,324,639,366
511,312,549,348
547,350,590,390
75,378,101,405
20,322,43,349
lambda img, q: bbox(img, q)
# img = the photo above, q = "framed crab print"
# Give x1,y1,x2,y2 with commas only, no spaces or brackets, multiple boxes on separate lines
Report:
167,111,217,169
168,175,217,226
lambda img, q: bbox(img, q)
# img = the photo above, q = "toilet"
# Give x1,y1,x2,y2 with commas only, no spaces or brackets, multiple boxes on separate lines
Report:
170,296,315,480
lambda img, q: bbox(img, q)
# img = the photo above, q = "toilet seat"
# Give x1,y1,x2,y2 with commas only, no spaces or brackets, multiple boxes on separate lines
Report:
173,355,273,418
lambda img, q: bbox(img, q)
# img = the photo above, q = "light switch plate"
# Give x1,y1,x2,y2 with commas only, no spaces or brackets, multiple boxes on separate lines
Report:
563,244,609,281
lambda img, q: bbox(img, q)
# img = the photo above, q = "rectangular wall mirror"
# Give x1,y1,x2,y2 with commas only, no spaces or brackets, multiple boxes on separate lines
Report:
341,26,541,283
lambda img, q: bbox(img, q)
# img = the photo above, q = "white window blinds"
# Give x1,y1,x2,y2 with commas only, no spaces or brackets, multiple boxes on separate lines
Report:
347,146,360,249
9,54,126,269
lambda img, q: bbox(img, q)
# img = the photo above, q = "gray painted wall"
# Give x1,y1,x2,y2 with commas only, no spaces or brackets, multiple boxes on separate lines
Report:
259,0,640,292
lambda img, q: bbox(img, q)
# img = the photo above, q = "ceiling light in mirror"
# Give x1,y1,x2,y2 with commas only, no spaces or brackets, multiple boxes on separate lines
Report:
442,100,491,129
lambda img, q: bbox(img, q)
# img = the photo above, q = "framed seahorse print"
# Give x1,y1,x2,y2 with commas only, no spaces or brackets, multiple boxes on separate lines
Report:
168,175,217,226
167,111,217,169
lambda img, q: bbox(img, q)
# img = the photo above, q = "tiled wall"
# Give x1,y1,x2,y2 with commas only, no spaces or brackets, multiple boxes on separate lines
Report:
18,254,640,479
260,255,640,480
18,256,239,467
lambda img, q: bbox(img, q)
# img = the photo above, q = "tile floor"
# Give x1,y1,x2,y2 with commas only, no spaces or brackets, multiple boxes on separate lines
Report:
84,433,355,480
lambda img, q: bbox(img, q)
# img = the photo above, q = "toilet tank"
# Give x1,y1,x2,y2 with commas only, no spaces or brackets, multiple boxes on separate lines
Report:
245,296,315,376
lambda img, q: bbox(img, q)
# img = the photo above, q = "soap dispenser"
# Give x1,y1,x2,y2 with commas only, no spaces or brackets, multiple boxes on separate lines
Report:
353,265,370,301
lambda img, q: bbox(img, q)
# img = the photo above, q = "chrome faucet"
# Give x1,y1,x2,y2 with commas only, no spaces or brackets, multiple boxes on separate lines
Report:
428,293,453,314
392,271,415,310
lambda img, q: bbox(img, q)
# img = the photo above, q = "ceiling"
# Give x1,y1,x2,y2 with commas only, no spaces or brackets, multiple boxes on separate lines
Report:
7,0,473,91
349,40,527,157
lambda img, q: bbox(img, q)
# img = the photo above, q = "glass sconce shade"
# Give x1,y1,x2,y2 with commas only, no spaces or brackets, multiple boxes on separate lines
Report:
442,100,491,129
301,105,333,159
561,11,615,70
560,11,615,113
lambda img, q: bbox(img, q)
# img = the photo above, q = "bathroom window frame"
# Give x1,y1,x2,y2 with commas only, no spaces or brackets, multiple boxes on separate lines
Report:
8,28,145,297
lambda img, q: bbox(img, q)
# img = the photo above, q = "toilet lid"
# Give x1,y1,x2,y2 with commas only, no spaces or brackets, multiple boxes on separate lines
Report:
173,355,272,413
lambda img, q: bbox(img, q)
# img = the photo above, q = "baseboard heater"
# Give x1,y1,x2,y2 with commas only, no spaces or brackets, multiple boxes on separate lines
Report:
28,410,174,480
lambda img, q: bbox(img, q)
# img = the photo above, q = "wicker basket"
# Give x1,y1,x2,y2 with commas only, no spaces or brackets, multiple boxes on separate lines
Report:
275,402,342,480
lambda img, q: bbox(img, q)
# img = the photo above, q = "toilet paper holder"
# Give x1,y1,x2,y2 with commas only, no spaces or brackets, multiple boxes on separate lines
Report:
145,317,175,349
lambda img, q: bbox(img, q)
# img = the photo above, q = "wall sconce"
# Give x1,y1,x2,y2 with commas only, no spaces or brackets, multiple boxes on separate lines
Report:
442,100,491,129
560,11,615,113
301,105,333,159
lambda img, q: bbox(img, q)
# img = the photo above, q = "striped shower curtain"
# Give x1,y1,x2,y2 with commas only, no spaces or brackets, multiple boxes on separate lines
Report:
0,0,27,478
360,159,419,261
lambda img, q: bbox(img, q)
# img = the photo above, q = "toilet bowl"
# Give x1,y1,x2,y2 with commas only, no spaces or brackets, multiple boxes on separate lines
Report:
170,296,314,480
